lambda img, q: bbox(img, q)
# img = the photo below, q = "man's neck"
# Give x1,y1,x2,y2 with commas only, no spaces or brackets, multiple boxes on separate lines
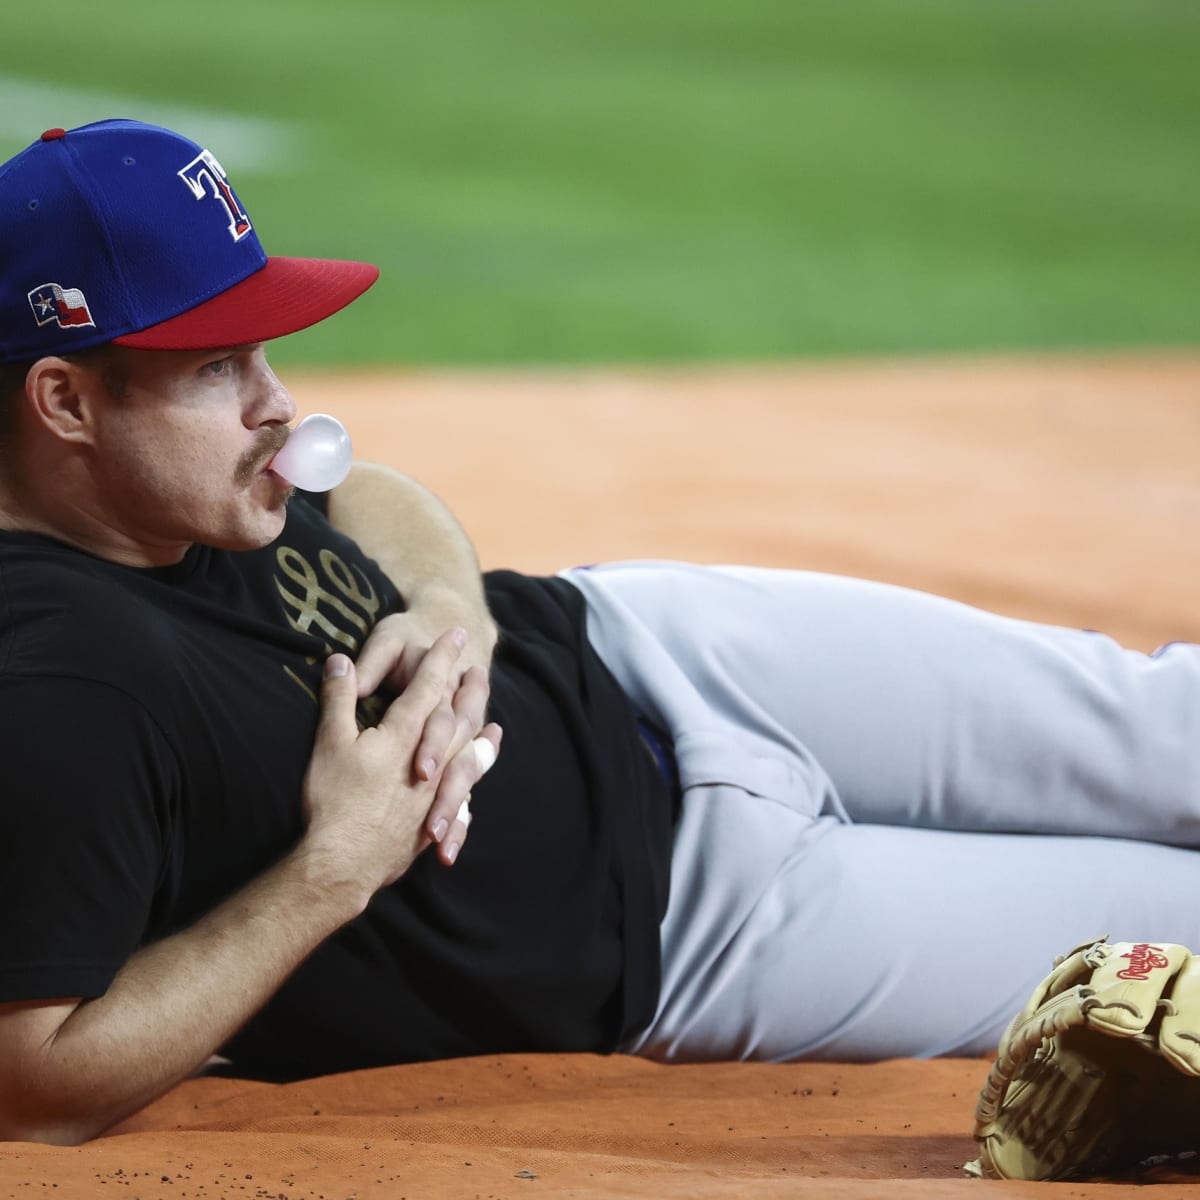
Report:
0,488,191,568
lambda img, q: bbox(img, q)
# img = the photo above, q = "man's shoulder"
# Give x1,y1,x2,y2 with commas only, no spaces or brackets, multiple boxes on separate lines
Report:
0,531,137,617
0,533,210,694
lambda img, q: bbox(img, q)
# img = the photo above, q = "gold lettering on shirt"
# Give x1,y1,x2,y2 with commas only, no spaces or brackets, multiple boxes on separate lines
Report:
275,545,389,728
282,664,318,704
274,545,382,654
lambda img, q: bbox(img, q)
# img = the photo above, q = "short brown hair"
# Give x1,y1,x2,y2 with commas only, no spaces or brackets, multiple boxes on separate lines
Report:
0,358,35,448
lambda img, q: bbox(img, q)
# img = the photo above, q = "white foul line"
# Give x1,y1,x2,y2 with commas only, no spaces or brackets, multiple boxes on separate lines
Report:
0,73,305,172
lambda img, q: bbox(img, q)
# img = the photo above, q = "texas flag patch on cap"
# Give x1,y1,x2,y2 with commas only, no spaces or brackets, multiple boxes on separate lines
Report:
28,282,95,330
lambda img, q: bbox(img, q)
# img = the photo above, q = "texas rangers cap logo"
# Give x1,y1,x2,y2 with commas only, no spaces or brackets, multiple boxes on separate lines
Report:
177,148,253,242
28,283,95,330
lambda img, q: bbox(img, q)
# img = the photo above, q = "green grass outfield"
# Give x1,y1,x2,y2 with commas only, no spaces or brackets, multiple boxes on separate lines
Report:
2,0,1198,366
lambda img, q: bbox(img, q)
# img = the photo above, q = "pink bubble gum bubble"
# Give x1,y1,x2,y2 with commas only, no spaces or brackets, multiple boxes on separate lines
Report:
269,413,353,492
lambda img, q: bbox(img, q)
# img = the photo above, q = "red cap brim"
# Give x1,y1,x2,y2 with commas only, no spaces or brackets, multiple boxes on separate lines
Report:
113,256,379,351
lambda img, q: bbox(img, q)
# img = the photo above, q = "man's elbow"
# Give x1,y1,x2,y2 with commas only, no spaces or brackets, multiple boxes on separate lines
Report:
0,1098,109,1146
0,1122,89,1146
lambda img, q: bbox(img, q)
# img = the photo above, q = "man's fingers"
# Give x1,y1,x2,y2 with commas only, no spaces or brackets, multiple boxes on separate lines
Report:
352,621,405,698
378,628,466,737
415,702,457,781
452,664,492,731
473,735,497,774
314,653,360,749
427,723,502,865
432,796,472,866
474,724,502,775
413,653,491,780
431,727,502,827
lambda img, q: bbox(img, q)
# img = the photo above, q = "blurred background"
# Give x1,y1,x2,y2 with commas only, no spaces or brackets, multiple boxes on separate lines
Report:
2,0,1196,369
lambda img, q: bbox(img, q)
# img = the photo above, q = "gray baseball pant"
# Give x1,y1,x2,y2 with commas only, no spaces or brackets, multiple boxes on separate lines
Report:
561,562,1200,1061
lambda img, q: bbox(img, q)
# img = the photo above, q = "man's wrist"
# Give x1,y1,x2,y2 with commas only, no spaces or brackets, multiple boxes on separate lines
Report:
280,836,381,926
406,582,497,662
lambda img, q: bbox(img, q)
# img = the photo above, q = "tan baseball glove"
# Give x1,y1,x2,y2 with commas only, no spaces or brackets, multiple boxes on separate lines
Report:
967,936,1200,1181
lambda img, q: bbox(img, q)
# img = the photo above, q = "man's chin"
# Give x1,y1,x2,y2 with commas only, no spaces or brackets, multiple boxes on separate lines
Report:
253,472,296,523
210,496,292,552
265,479,296,510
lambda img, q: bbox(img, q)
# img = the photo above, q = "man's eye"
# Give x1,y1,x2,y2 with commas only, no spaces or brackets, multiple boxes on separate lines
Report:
202,359,231,377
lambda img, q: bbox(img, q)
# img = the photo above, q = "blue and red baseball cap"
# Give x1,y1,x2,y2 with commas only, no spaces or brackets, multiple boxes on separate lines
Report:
0,118,379,364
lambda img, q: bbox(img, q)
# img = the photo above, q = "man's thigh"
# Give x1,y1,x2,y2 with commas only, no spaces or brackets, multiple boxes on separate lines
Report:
631,799,1200,1062
566,561,1200,843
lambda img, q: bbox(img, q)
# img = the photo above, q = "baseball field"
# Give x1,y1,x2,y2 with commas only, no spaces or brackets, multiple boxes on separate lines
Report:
2,0,1196,366
3,1,1197,637
3,9,1200,1197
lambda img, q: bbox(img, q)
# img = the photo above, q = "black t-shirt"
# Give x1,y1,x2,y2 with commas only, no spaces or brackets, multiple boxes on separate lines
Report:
0,494,673,1075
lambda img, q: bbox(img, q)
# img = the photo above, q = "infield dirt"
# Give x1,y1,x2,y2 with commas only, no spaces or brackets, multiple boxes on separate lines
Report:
288,351,1200,653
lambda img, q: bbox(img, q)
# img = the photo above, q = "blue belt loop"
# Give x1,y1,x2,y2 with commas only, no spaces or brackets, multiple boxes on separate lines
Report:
636,716,680,798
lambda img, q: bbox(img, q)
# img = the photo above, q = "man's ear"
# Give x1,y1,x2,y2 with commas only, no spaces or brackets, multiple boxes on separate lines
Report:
23,357,104,445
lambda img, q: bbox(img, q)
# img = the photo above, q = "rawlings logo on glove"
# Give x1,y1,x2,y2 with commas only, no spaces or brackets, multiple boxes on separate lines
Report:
1117,943,1171,981
967,936,1200,1181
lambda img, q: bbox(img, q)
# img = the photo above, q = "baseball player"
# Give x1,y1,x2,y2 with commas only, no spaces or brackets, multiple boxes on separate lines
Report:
1,120,1199,1158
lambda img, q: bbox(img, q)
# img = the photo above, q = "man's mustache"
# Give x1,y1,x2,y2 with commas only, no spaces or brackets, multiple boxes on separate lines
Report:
235,425,291,485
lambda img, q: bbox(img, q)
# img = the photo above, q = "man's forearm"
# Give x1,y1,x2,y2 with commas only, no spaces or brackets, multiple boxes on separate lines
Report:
327,462,497,658
2,844,369,1145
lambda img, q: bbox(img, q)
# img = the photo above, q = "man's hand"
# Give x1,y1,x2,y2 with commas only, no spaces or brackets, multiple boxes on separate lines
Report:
324,462,503,862
354,607,493,696
353,612,500,864
303,629,498,890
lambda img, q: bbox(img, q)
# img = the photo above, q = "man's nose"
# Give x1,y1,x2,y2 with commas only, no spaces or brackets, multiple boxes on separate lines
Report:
248,359,296,427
